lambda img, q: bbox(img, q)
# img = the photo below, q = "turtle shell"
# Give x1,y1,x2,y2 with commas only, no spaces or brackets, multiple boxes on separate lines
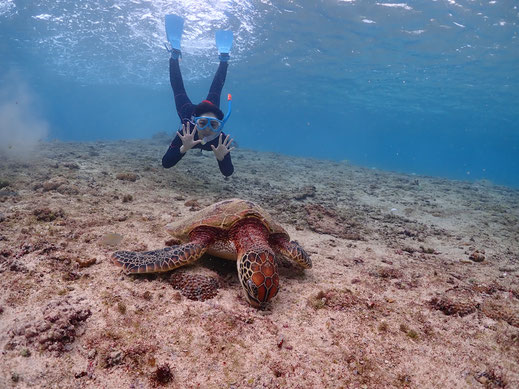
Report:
166,198,288,241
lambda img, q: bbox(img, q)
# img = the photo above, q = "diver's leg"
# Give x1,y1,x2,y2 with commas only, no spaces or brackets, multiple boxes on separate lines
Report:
205,61,229,108
169,57,193,119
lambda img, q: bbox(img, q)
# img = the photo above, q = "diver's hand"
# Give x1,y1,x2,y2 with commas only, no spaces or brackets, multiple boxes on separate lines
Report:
211,133,235,161
177,122,201,154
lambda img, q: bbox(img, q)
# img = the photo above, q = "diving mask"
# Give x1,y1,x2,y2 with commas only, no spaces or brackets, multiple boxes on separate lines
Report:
193,117,223,131
194,94,232,145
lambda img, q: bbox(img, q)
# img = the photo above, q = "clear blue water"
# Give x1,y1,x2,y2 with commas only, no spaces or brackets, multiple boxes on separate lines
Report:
1,0,518,187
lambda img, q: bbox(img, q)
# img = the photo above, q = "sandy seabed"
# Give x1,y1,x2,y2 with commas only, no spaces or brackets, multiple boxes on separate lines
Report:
0,138,518,389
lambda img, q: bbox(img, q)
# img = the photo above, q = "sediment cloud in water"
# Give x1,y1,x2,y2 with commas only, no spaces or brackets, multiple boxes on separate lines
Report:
0,75,48,159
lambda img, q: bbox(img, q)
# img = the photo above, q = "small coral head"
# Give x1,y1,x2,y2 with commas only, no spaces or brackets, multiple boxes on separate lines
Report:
237,249,279,308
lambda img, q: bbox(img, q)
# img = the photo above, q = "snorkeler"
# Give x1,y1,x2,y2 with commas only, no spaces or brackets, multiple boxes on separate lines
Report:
162,15,235,177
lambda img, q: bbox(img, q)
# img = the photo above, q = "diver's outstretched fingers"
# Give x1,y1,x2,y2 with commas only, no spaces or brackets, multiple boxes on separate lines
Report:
223,134,231,146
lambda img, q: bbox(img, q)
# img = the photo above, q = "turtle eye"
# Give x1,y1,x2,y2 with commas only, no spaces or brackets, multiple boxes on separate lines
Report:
247,279,258,297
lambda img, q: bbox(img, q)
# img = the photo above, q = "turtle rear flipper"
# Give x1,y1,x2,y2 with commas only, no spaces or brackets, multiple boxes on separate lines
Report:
112,243,207,274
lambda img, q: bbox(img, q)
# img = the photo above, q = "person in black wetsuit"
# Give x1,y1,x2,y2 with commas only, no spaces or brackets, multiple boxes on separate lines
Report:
162,49,235,177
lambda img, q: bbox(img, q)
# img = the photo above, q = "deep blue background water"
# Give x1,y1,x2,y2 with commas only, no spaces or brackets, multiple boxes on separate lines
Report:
1,0,518,187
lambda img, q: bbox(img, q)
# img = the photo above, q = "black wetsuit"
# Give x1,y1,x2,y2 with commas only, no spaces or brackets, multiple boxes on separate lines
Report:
162,57,234,177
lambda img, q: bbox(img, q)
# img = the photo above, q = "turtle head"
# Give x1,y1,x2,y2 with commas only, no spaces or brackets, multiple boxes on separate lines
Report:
237,249,279,308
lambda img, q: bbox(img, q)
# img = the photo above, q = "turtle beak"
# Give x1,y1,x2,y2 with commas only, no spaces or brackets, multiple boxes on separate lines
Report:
244,293,263,309
244,279,269,309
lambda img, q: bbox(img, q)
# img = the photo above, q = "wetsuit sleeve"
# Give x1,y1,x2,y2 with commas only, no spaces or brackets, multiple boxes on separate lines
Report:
169,57,194,120
217,153,234,177
162,134,185,168
205,61,229,107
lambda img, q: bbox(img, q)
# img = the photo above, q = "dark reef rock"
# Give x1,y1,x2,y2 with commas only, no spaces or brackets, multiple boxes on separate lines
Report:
169,272,221,301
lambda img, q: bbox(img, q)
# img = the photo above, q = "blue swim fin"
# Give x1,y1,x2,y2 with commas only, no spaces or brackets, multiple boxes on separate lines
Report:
165,14,184,50
215,30,233,54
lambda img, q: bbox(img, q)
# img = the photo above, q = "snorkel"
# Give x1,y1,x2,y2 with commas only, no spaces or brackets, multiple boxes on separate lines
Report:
200,94,232,145
222,94,232,125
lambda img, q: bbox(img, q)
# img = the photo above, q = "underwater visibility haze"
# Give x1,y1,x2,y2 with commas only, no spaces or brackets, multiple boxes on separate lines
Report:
1,0,518,187
3,2,519,387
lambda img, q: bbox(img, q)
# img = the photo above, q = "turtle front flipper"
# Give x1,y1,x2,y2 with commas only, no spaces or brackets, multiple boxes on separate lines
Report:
271,235,312,269
112,243,207,274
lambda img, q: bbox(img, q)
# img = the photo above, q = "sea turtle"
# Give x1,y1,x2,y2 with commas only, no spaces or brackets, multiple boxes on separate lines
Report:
112,198,312,308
